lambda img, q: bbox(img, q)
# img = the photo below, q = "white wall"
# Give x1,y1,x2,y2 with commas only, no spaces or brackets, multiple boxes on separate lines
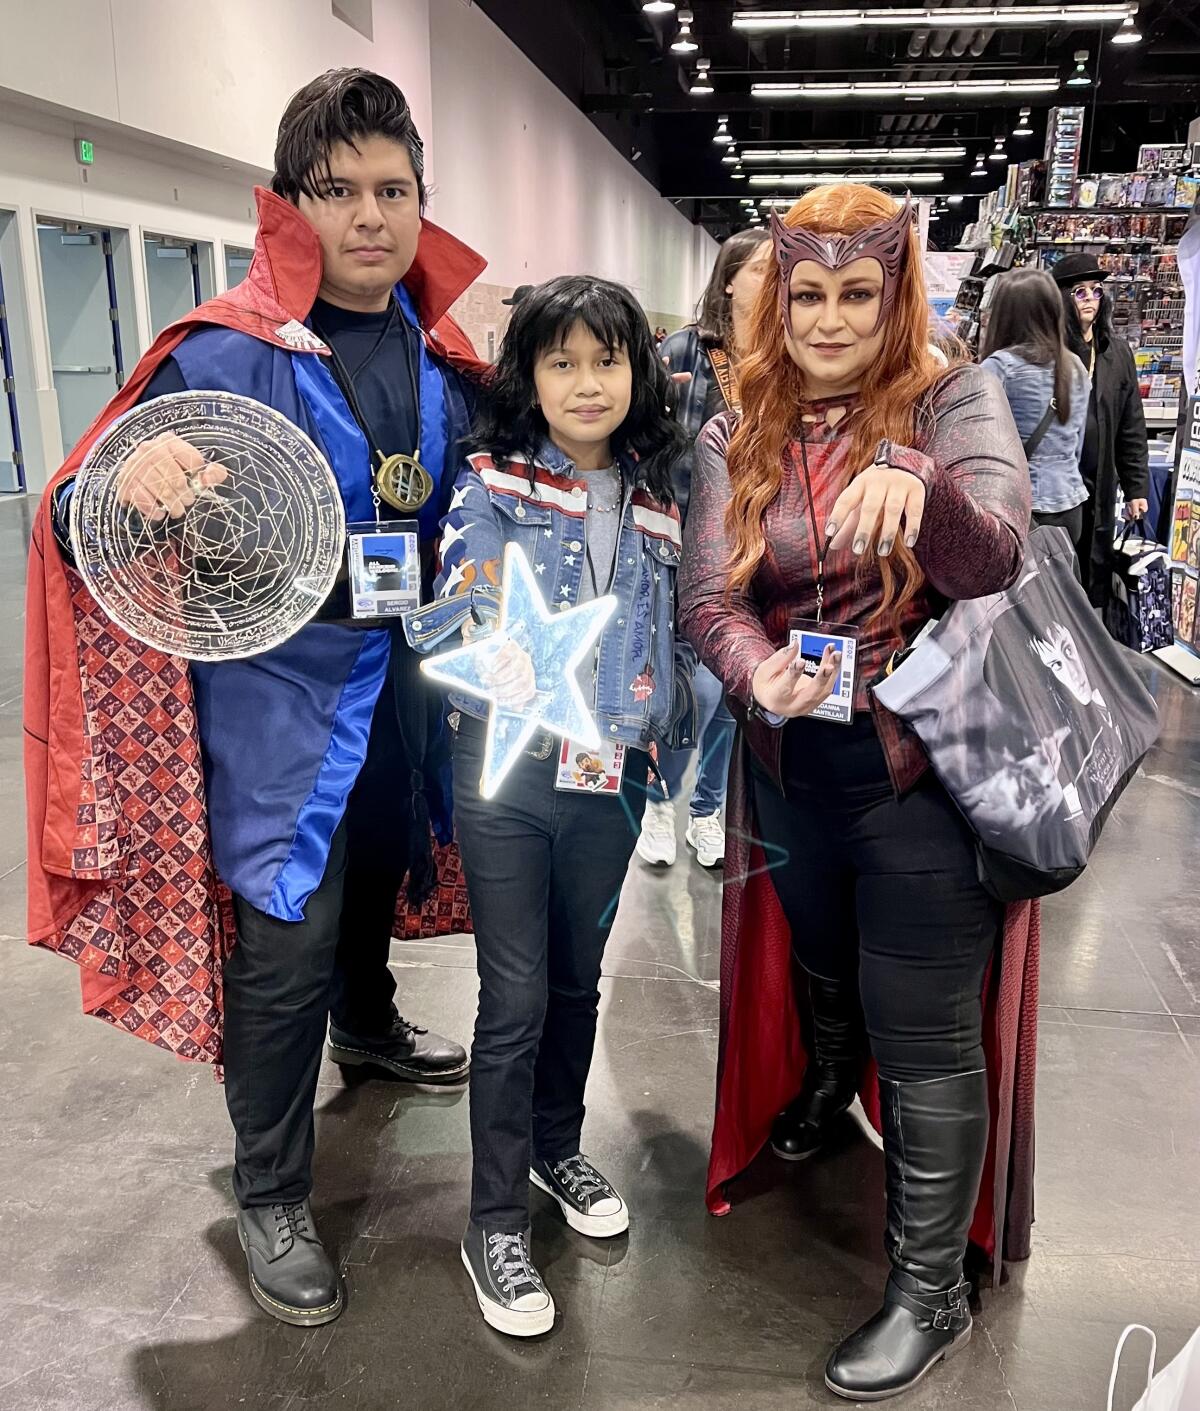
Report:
427,0,715,319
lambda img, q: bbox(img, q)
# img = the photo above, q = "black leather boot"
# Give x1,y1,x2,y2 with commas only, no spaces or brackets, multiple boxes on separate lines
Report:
237,1199,344,1327
770,974,864,1161
327,1010,469,1085
825,1069,989,1402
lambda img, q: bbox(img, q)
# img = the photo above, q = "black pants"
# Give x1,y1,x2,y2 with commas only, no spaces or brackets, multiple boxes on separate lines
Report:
750,715,1000,1083
1033,504,1085,548
452,715,647,1231
223,667,411,1207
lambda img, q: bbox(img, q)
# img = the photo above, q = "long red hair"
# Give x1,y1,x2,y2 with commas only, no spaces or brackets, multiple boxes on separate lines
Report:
725,184,958,632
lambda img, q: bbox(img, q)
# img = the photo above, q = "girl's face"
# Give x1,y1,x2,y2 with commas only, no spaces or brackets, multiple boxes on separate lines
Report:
727,240,773,328
783,257,886,396
533,322,633,463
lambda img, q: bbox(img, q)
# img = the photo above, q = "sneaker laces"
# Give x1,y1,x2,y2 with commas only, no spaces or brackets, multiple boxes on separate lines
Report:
487,1233,544,1295
553,1155,611,1202
271,1201,311,1241
690,813,724,850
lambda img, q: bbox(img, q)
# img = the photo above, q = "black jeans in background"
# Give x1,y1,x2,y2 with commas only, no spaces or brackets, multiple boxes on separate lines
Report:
222,662,412,1208
452,714,648,1231
750,714,1001,1084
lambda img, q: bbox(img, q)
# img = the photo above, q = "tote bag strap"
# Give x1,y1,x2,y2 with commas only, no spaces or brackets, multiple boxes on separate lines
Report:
1108,1324,1157,1411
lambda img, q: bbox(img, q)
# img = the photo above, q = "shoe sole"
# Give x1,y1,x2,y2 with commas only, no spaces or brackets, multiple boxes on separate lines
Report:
636,846,675,867
770,1141,821,1163
327,1042,470,1086
460,1244,555,1337
529,1168,630,1237
824,1322,972,1402
237,1222,344,1327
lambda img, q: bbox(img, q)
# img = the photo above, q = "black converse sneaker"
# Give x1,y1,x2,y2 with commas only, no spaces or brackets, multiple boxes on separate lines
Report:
460,1226,555,1338
530,1153,629,1237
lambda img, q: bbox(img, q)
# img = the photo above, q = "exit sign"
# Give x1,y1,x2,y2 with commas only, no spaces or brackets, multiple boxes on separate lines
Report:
76,138,94,166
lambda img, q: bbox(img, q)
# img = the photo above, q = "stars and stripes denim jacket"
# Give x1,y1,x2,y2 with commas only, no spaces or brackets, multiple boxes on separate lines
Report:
404,437,697,751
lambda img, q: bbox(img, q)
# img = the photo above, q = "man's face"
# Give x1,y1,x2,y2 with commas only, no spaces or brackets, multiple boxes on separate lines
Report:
297,135,422,312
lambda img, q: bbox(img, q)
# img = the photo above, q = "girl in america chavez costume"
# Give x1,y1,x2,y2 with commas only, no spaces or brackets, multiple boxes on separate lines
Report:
678,183,1041,1402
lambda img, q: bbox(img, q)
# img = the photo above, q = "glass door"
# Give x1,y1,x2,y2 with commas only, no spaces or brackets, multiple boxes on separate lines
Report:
144,234,215,338
0,232,24,492
37,219,128,458
224,244,253,289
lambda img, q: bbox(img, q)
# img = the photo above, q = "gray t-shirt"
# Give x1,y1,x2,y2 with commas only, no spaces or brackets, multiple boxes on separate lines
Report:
575,466,623,703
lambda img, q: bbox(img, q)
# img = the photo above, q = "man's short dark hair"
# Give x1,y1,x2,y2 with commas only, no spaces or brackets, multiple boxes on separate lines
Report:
272,68,426,209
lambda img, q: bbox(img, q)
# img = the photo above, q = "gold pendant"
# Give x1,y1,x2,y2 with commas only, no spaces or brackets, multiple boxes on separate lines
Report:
374,452,434,512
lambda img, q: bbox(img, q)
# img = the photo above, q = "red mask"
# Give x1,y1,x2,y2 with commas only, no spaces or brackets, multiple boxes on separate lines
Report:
770,197,913,335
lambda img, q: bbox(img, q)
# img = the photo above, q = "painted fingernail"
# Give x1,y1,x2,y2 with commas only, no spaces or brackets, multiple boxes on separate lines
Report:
878,537,894,557
824,521,838,540
853,535,867,555
905,532,918,548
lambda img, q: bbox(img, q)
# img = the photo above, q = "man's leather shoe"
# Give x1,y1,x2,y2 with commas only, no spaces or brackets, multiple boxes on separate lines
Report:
237,1200,343,1327
327,1012,469,1085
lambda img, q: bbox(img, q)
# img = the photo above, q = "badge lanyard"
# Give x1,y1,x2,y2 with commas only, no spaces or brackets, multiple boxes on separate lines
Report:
796,431,830,625
311,300,435,516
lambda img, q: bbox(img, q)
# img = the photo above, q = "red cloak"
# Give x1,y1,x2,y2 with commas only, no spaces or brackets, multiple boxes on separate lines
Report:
708,737,1040,1284
24,188,486,1061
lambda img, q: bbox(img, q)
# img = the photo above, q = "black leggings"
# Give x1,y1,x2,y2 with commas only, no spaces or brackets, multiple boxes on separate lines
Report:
751,715,1001,1084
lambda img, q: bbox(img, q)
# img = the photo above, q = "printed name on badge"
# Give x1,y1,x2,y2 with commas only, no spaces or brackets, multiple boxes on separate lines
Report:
788,621,859,725
347,520,422,619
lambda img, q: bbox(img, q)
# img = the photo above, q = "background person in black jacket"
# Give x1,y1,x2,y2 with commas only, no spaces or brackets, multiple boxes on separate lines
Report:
1053,253,1150,604
636,229,771,870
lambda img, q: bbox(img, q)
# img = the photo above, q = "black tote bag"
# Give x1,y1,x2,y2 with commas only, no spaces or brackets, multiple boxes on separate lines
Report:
873,526,1160,902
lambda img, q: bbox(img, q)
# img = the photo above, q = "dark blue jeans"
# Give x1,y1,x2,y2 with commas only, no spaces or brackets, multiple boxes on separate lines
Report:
452,715,649,1230
657,662,735,815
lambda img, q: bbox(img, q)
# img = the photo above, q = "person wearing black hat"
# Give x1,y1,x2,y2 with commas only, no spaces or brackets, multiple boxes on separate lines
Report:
1052,252,1150,603
502,284,535,307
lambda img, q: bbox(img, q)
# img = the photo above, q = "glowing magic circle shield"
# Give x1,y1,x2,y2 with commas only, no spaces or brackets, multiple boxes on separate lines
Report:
69,392,346,661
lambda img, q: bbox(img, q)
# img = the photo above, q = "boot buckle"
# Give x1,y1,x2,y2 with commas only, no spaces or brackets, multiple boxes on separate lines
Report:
932,1307,953,1331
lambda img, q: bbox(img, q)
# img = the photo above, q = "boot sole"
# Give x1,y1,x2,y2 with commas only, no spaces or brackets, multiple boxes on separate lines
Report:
460,1244,555,1337
529,1169,630,1237
237,1223,344,1327
327,1042,470,1086
824,1322,972,1402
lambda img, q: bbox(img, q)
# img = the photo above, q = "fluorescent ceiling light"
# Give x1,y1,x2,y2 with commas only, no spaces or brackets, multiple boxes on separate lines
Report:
1111,14,1142,41
750,171,944,186
752,78,1059,97
733,5,1133,32
948,194,964,204
741,145,964,162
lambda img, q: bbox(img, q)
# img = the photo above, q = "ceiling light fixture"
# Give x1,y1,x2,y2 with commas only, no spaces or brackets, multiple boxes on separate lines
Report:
732,5,1134,32
721,147,741,164
740,145,965,162
732,163,747,179
1110,13,1142,42
948,194,964,205
989,136,1008,162
1013,107,1034,136
752,77,1059,98
671,8,699,51
689,58,714,94
749,171,944,186
713,115,734,145
642,0,676,12
1066,50,1092,85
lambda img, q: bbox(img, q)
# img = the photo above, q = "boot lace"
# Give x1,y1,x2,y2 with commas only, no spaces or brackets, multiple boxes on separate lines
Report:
271,1201,311,1241
487,1233,544,1295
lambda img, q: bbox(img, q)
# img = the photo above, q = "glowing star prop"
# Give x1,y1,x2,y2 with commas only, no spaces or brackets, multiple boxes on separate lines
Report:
421,543,616,799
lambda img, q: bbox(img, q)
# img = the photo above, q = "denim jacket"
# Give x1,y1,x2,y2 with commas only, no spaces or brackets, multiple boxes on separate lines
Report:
405,438,697,751
980,349,1090,515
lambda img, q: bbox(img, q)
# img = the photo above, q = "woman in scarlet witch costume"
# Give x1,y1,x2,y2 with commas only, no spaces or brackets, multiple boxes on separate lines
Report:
677,183,1040,1402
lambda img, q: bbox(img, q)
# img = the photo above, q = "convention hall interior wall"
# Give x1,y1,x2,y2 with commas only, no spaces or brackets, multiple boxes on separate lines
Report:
0,0,713,491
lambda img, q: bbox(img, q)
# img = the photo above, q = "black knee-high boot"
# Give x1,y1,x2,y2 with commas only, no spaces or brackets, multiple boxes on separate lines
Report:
825,1069,989,1402
771,974,864,1161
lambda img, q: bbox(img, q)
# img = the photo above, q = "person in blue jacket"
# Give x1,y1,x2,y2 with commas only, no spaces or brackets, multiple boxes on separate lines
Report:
407,276,693,1337
48,69,486,1326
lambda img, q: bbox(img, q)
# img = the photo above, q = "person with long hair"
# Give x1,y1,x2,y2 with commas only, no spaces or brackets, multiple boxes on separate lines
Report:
1052,253,1150,602
679,184,1041,1400
407,276,691,1338
637,228,772,869
981,267,1091,550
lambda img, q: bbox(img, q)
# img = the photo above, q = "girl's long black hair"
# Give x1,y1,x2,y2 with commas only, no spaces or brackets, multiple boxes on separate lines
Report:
469,275,689,505
980,267,1076,423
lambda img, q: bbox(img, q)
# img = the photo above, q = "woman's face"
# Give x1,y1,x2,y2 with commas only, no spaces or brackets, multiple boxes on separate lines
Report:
782,257,886,396
1070,280,1104,331
726,240,773,327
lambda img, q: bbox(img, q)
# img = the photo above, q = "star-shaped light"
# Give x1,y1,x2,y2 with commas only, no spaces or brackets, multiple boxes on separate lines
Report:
421,543,615,798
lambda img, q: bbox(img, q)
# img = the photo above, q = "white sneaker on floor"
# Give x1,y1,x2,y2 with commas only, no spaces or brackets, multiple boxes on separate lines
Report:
637,799,677,866
685,811,725,868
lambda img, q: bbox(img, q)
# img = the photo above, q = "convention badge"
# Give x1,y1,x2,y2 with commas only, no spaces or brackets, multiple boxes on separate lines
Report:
555,736,626,794
787,619,859,725
346,518,421,619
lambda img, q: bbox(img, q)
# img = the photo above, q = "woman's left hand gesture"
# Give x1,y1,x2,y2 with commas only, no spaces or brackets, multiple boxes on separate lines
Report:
826,464,926,559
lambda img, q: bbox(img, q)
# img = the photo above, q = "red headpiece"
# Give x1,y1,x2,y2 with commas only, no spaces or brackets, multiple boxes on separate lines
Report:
770,196,913,334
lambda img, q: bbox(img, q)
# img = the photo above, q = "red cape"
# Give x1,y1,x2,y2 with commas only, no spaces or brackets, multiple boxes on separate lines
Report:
24,188,486,1057
708,737,1039,1284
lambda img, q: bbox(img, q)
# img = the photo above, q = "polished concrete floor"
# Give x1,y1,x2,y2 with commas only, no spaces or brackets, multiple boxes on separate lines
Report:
1,492,1197,1411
